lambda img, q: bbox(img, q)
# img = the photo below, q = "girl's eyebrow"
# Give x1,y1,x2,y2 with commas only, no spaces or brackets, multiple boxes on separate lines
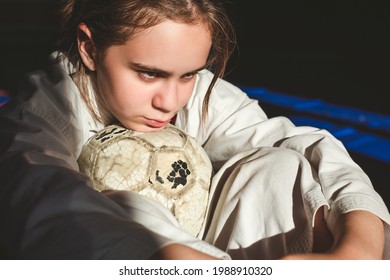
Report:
129,62,206,77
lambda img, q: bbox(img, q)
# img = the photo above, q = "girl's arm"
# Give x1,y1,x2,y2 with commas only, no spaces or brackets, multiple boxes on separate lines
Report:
0,65,228,260
149,244,220,260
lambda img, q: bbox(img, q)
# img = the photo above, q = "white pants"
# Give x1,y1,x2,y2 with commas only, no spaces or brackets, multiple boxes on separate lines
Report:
105,146,331,259
203,147,327,259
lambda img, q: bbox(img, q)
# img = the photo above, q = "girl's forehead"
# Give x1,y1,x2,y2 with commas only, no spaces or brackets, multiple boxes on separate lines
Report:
104,20,212,74
131,20,211,41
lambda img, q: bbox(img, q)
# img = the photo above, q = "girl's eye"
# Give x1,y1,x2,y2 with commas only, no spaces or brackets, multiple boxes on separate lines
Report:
139,71,158,80
138,70,198,81
182,73,197,80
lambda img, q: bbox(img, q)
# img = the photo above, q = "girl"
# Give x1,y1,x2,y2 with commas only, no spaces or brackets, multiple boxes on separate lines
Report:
0,0,389,259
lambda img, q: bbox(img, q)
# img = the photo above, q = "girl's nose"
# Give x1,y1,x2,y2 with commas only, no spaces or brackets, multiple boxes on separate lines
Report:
152,81,179,112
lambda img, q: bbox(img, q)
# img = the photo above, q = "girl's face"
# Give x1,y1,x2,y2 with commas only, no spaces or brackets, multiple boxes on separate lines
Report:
95,20,212,132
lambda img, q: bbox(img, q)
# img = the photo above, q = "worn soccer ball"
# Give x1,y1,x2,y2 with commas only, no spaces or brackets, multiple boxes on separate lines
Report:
78,123,212,237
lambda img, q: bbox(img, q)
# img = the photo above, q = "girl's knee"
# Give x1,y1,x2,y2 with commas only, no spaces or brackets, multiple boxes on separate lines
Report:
238,147,307,175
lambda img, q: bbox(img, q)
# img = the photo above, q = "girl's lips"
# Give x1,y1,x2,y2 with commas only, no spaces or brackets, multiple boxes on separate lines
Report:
145,118,170,128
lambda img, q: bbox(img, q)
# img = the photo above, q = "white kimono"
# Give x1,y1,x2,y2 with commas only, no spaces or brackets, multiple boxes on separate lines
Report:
0,55,389,259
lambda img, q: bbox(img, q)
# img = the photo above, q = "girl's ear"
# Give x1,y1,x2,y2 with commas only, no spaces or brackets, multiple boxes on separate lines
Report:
77,23,96,71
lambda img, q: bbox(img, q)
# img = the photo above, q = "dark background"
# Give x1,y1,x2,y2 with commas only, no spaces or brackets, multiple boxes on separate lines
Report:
1,0,389,205
0,0,60,93
224,0,390,116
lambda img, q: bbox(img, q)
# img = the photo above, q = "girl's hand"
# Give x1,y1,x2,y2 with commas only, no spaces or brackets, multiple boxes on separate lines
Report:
281,210,385,260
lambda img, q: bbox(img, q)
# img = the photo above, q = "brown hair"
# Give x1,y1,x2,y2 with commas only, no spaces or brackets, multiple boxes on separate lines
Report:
57,0,236,124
